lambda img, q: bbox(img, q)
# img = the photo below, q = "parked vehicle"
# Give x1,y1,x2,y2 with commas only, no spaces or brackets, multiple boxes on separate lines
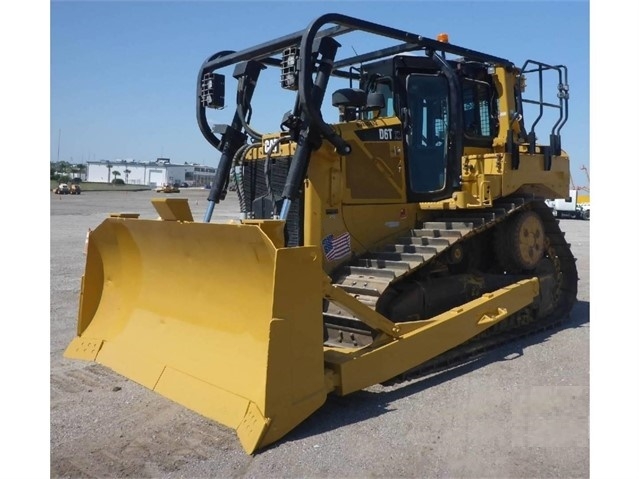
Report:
53,183,70,194
155,184,180,193
545,189,590,220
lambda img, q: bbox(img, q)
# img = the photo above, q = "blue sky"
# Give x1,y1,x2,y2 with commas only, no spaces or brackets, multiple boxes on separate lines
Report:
51,0,590,187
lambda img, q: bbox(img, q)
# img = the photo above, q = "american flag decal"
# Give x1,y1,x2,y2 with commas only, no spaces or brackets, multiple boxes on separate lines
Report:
322,232,351,261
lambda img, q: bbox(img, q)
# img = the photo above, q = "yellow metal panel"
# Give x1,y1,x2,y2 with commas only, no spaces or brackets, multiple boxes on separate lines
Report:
342,203,418,254
258,247,328,448
236,401,271,453
324,281,399,337
156,366,252,429
242,219,286,249
324,279,539,395
64,337,102,361
339,117,406,203
304,142,343,269
502,152,570,199
151,197,194,222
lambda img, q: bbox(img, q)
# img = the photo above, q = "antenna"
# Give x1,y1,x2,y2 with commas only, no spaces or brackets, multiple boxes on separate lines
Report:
350,46,362,90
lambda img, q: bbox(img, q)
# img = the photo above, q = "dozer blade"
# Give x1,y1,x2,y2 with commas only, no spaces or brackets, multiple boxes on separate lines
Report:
64,217,328,453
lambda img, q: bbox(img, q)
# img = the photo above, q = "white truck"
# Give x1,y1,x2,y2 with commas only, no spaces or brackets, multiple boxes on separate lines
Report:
545,189,590,220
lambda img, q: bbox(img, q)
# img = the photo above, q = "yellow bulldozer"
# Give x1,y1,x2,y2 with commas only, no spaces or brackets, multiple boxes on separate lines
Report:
64,13,577,454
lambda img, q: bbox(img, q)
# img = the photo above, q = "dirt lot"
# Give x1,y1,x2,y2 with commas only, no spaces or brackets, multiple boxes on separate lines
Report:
50,189,589,478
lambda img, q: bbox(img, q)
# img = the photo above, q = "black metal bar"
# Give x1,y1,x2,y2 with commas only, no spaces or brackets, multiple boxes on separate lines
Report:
200,25,354,74
521,61,560,74
204,64,264,213
207,125,246,205
551,65,569,136
521,99,561,109
544,147,552,171
202,15,512,78
519,59,569,159
234,60,267,142
261,57,284,68
332,69,360,80
431,51,463,191
417,38,512,66
528,64,544,142
508,129,520,170
333,42,423,69
334,37,511,71
331,16,512,67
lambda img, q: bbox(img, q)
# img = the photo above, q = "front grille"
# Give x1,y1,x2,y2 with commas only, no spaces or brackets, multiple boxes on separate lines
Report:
236,156,303,247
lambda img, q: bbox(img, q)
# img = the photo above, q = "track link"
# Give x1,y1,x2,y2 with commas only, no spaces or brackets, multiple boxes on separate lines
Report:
323,198,578,376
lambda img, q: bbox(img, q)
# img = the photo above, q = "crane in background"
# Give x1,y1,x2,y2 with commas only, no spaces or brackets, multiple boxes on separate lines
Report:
580,165,590,187
569,165,589,203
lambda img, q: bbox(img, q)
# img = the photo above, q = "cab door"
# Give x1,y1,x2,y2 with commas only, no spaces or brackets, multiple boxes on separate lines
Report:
403,73,458,203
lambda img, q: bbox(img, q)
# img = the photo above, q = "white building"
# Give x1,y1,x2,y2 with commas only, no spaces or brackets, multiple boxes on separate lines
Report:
86,158,216,187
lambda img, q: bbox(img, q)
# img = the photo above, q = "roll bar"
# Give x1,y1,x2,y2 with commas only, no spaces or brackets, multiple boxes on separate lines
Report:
197,13,515,220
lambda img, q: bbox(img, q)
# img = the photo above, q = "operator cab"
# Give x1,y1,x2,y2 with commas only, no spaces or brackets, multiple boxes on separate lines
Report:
335,55,500,202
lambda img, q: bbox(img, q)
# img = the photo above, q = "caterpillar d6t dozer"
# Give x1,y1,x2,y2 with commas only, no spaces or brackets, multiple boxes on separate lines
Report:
64,13,577,454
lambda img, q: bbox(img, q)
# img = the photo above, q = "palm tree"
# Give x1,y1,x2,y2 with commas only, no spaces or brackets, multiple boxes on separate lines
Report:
106,162,112,183
124,168,131,184
112,170,121,183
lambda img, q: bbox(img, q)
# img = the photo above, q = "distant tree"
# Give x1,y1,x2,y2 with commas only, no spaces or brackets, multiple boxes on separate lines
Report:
58,161,72,174
112,170,121,182
76,163,87,178
123,168,131,184
112,178,125,185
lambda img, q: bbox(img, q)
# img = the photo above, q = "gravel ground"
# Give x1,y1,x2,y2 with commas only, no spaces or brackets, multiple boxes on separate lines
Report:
49,188,590,478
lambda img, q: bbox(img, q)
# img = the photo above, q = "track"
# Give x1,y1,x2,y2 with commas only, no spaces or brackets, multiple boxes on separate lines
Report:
323,197,578,377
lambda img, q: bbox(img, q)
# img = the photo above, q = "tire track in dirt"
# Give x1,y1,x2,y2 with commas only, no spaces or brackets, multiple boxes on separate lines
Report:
51,365,244,478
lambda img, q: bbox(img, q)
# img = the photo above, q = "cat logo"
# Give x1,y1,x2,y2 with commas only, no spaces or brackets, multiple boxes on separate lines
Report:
263,138,280,154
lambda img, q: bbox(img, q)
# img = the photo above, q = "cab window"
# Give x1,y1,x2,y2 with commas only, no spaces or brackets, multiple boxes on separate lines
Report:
405,74,449,193
462,79,496,140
